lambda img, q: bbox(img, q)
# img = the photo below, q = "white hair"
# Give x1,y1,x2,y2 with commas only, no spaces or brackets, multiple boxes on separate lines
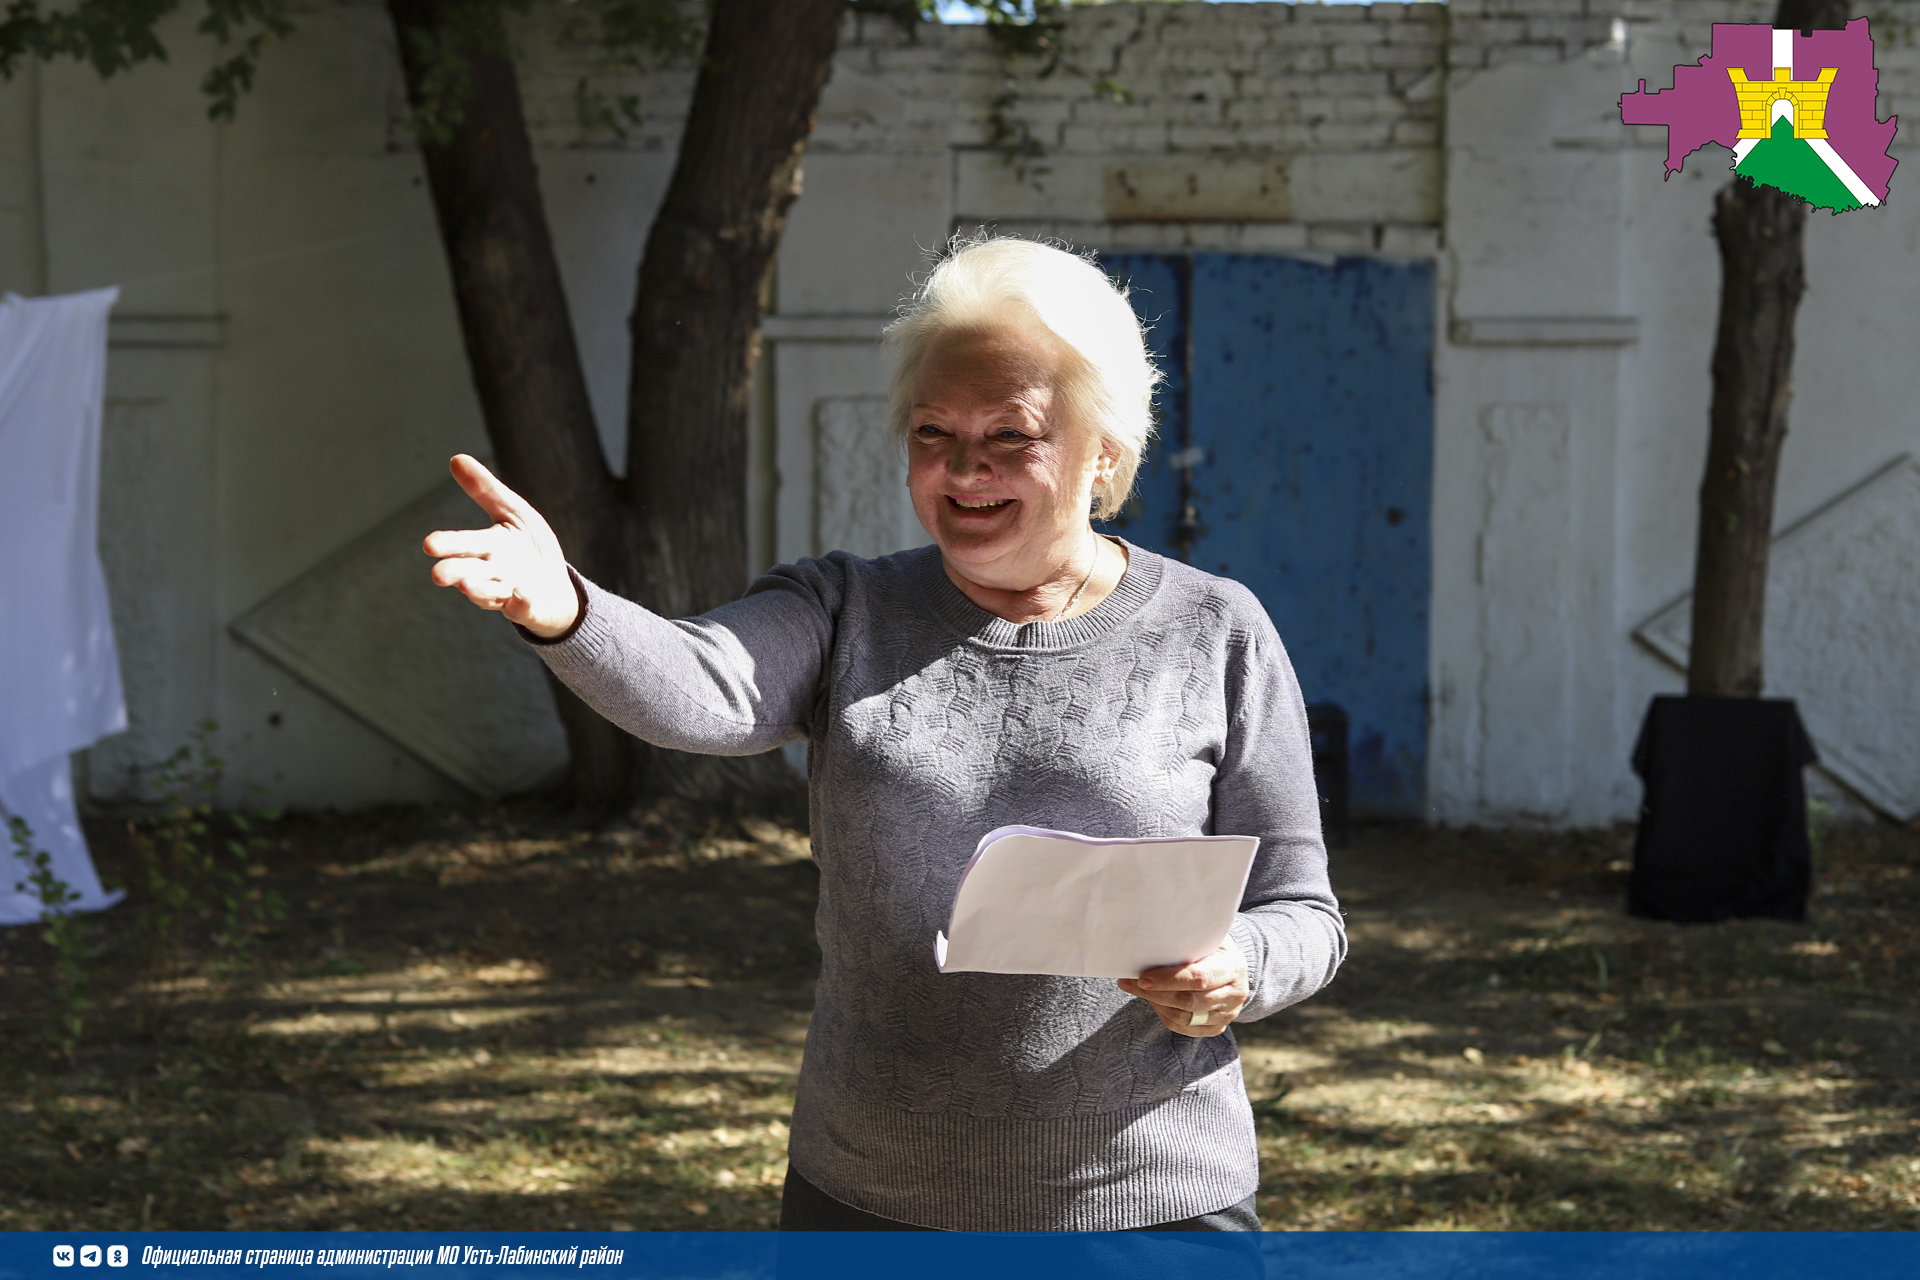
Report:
883,234,1161,520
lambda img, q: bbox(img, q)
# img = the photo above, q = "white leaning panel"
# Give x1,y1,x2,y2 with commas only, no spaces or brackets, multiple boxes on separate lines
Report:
230,476,569,799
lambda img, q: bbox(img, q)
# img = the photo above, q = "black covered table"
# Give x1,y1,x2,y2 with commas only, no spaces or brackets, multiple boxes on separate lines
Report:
1628,694,1818,924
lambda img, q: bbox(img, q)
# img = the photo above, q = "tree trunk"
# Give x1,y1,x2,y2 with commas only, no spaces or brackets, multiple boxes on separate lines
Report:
616,0,845,814
387,0,844,816
1686,0,1848,697
623,0,847,618
1687,181,1806,696
386,0,627,581
386,0,643,810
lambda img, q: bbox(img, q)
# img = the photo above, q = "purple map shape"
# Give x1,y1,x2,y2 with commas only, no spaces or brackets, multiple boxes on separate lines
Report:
1621,23,1770,176
1621,20,1899,202
1797,21,1898,199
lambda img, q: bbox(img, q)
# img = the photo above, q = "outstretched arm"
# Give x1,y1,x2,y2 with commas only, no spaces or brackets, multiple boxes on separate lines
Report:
424,454,832,756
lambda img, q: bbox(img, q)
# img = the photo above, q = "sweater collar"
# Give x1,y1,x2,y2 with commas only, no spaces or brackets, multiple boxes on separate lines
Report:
912,537,1165,652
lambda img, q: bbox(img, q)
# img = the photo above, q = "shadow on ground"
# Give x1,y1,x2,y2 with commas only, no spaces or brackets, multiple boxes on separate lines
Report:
1238,823,1919,1229
2,809,1915,1230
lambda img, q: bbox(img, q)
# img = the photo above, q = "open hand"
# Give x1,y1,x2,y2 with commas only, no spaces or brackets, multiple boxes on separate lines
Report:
1118,940,1249,1038
423,455,579,638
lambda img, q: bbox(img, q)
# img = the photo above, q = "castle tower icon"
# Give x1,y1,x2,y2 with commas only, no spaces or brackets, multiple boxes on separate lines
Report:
1729,65,1839,139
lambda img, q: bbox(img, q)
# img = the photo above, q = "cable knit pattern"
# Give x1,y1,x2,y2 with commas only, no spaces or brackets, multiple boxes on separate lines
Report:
528,542,1344,1229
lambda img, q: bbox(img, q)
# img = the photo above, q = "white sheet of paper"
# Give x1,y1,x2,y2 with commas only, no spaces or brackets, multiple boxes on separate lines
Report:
935,825,1259,979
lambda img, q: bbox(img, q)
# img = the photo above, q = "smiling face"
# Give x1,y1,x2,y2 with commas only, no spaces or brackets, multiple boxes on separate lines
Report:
906,324,1115,596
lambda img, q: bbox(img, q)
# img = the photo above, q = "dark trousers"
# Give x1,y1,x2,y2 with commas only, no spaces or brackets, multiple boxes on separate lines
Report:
778,1164,1261,1232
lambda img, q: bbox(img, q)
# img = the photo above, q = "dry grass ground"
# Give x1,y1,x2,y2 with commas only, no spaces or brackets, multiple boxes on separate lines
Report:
2,807,1914,1232
1243,824,1919,1230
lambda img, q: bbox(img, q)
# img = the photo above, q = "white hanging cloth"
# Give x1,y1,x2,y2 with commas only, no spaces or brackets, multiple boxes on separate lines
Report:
0,288,127,925
0,755,119,922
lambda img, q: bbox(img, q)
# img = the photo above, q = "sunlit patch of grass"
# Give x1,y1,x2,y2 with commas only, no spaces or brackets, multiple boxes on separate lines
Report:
0,1013,805,1231
274,1026,806,1228
1247,817,1920,1231
1252,1040,1920,1231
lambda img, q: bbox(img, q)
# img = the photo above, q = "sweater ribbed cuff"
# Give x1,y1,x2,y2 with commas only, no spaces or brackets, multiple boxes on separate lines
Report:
515,566,591,647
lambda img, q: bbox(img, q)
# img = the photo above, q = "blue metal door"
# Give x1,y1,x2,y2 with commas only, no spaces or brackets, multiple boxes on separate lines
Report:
1101,253,1434,817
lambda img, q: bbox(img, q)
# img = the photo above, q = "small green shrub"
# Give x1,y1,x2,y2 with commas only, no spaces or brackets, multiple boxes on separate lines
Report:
7,814,92,1057
128,721,285,1036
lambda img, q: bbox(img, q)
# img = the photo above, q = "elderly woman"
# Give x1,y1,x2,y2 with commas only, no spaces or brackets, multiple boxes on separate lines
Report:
425,237,1344,1231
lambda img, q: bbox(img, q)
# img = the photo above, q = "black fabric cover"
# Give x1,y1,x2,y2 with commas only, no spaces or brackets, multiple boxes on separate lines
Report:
1628,695,1818,924
1306,702,1350,848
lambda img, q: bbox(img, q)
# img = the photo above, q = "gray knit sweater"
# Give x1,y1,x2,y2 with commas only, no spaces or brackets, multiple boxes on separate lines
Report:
529,542,1344,1230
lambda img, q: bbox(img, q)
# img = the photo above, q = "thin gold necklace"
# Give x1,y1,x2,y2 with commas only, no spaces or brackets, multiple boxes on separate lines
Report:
1055,530,1101,621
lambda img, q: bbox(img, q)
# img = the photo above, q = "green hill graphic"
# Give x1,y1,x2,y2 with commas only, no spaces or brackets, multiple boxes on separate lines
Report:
1735,116,1863,212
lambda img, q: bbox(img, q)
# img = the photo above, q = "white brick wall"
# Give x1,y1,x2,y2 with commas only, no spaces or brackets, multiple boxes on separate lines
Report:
515,3,1454,242
514,0,1919,247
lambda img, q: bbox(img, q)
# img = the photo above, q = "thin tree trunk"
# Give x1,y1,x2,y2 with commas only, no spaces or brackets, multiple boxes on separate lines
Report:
623,0,847,617
618,0,845,814
1687,181,1806,696
387,0,640,807
1686,0,1848,697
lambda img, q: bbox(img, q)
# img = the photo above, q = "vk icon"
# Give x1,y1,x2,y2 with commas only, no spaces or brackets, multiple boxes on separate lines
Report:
108,1247,129,1268
52,1247,75,1267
